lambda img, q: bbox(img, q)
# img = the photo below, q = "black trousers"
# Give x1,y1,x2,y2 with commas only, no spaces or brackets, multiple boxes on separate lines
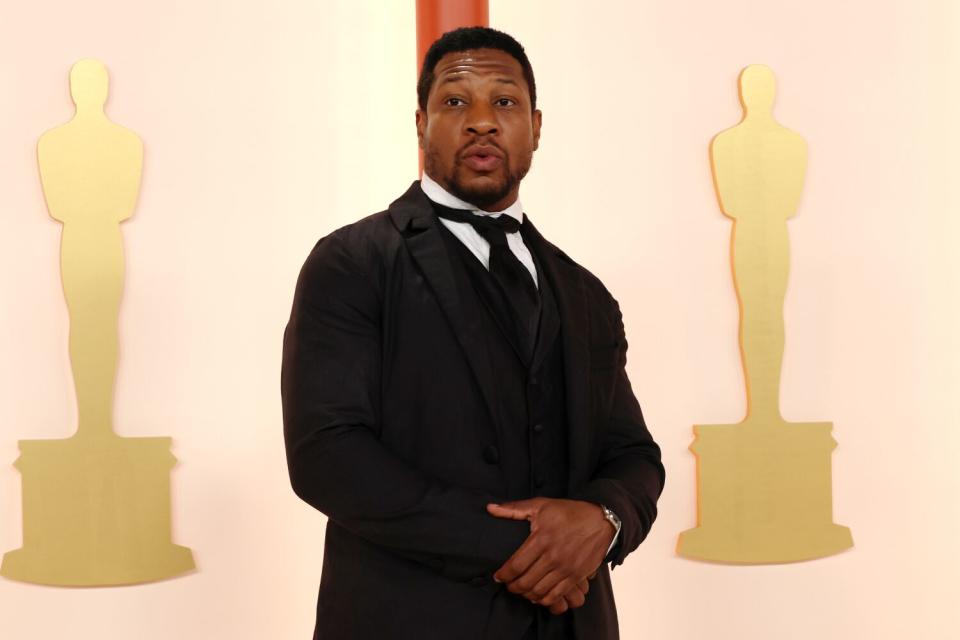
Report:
520,607,576,639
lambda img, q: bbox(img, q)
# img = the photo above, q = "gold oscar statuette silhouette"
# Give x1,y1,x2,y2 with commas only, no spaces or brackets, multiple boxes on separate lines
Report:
677,65,853,563
0,59,195,585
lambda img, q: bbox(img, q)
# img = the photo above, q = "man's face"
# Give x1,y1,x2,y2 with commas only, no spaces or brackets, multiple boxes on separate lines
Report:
416,48,542,212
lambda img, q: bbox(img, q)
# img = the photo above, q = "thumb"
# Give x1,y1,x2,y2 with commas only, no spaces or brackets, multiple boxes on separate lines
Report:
486,499,541,520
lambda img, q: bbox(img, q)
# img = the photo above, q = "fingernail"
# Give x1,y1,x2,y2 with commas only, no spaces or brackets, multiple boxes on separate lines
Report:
493,576,501,583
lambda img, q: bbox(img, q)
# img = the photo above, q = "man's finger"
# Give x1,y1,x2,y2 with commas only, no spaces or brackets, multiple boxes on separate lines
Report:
520,567,563,602
546,580,589,615
574,578,589,596
561,585,585,609
493,532,544,583
505,554,554,598
540,576,578,608
548,598,569,615
486,500,539,520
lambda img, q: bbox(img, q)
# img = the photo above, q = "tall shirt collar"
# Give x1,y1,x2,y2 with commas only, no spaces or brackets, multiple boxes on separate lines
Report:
420,172,524,225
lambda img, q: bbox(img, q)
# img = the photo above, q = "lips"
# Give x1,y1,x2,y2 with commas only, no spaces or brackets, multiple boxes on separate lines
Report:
461,145,503,172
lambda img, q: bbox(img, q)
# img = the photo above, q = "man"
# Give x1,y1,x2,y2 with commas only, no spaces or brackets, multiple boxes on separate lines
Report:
282,27,664,640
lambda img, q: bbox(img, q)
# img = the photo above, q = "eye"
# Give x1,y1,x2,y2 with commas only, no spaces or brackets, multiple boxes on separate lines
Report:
445,97,466,107
495,98,516,107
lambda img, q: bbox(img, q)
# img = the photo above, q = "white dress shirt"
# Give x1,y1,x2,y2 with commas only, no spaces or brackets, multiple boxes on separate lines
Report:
419,173,621,560
420,173,538,289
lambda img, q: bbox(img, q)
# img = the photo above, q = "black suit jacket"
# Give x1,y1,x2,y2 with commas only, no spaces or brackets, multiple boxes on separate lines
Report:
281,181,665,640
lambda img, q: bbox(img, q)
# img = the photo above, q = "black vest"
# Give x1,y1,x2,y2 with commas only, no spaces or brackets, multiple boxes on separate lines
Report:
435,213,570,503
436,214,577,639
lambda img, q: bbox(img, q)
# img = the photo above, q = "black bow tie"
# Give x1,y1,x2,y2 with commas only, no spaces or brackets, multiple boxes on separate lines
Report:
432,202,522,240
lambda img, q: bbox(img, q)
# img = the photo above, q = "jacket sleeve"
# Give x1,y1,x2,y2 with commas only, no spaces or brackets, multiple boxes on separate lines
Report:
569,292,665,570
281,231,528,583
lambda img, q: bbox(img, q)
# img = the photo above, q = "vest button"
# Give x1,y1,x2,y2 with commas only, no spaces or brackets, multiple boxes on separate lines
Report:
534,474,545,487
482,445,500,464
532,423,544,434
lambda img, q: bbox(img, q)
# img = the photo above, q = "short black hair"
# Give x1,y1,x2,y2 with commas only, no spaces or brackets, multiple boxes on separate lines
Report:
417,26,537,112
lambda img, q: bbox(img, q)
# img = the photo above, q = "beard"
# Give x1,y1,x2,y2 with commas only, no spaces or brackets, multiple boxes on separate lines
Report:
424,144,532,210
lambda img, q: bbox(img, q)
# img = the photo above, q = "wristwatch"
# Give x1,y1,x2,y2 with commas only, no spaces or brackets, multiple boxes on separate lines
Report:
599,504,621,533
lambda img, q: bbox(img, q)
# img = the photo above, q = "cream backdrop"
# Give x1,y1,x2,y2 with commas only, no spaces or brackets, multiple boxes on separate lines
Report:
0,0,957,638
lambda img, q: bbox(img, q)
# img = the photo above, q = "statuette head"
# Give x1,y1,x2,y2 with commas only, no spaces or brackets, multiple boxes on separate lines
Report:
739,64,776,116
69,59,109,109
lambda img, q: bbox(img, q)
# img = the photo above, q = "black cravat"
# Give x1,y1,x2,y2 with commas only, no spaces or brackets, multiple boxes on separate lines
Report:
433,203,541,362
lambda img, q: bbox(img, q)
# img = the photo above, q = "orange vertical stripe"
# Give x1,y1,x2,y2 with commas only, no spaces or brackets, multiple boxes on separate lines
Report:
416,0,489,74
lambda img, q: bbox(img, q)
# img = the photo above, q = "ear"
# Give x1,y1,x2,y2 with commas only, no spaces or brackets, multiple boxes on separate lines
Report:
415,109,426,150
532,109,542,151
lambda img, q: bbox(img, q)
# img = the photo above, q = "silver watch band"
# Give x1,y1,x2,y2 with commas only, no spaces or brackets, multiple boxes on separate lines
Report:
599,504,622,557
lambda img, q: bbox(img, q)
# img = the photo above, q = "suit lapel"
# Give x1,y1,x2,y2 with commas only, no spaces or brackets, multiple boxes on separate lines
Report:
522,216,593,492
388,182,505,450
526,248,560,375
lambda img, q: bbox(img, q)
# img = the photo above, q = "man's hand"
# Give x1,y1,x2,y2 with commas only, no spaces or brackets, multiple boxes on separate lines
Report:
487,497,615,613
544,577,589,615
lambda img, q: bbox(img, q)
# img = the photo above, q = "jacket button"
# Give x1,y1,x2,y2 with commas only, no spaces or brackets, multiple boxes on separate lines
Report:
482,445,500,464
534,474,544,487
532,423,544,434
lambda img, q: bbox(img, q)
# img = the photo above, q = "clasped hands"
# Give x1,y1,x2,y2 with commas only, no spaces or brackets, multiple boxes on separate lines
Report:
486,497,615,616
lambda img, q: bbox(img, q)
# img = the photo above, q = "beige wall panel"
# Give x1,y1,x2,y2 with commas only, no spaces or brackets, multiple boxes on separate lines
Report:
0,0,956,638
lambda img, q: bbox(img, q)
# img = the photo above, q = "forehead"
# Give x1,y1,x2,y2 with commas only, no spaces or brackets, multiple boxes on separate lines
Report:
432,48,526,87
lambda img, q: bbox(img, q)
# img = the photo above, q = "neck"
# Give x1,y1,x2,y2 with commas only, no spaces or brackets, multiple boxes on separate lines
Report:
475,192,518,213
420,172,525,224
421,173,520,213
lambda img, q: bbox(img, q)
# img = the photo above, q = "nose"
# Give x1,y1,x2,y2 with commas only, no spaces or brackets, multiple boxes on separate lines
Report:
465,102,498,137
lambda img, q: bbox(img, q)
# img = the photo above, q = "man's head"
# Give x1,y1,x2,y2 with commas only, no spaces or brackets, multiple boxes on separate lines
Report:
416,27,542,212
